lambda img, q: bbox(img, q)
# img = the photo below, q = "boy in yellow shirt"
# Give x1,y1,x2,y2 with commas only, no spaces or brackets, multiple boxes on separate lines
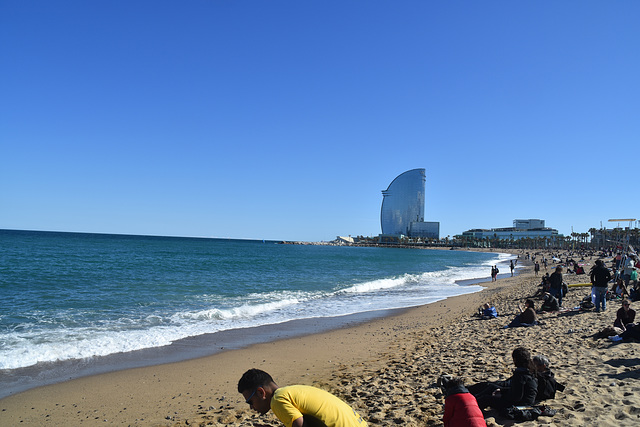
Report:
238,368,368,427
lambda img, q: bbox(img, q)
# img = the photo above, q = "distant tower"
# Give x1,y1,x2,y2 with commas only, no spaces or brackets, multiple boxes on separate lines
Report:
380,169,439,239
380,169,426,236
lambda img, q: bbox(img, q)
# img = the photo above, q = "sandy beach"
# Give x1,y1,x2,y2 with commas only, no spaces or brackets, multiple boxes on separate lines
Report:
2,251,639,426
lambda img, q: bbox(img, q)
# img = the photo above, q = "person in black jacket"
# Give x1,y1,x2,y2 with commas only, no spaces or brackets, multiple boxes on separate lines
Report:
548,266,564,307
591,259,612,312
614,299,636,331
532,355,565,401
469,347,538,410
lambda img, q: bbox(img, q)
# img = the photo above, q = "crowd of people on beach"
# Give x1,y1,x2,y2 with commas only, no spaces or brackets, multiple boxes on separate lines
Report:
236,247,640,427
446,247,640,425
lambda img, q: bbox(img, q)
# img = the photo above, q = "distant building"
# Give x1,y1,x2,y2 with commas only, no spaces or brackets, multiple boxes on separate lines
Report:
461,219,561,241
334,236,355,245
380,169,439,239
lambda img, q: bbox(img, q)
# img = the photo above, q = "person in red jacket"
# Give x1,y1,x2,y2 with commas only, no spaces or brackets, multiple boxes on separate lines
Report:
438,375,487,427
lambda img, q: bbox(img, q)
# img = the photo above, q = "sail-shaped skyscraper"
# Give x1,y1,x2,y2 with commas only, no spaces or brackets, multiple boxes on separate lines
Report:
380,169,439,239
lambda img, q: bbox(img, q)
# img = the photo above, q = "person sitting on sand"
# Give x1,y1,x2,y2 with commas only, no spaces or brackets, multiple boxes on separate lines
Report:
238,368,368,427
533,274,550,297
614,299,636,332
541,273,551,292
505,300,538,327
540,293,560,312
479,303,498,319
610,323,640,342
532,355,565,401
438,375,487,427
468,347,538,410
611,278,628,299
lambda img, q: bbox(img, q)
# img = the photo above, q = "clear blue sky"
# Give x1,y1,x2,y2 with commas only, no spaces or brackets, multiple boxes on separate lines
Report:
2,1,638,241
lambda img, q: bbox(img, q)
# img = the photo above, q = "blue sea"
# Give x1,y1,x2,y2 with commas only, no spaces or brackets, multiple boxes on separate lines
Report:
0,229,514,397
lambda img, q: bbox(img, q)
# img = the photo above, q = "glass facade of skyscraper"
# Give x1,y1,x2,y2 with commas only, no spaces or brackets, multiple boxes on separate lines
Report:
380,169,426,236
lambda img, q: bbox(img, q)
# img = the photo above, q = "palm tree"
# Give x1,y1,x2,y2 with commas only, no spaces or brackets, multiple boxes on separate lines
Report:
589,228,597,247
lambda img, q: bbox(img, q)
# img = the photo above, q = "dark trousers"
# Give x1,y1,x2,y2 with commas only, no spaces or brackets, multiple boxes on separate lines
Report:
468,381,506,409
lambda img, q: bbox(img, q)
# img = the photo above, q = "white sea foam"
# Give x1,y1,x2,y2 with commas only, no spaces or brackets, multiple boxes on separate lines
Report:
177,296,302,321
339,276,406,294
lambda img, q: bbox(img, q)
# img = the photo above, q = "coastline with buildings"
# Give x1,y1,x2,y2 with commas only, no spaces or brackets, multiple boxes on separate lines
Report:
284,220,639,251
4,240,639,426
282,168,638,250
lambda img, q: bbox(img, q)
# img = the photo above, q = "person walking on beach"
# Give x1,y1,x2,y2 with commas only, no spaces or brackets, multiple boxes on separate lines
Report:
510,260,515,277
238,368,368,427
549,266,564,307
534,262,540,276
590,259,612,313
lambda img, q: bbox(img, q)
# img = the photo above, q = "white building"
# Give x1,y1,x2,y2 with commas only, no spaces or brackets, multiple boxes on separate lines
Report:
461,219,561,241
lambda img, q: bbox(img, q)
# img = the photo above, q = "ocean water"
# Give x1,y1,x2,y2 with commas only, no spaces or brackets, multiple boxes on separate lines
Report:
0,230,513,394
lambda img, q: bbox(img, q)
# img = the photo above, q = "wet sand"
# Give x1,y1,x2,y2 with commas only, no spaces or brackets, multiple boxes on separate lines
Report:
2,251,639,426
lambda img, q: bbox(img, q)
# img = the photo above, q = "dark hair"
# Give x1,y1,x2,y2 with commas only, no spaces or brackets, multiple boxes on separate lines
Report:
525,299,535,309
448,377,464,388
238,369,274,393
512,347,534,372
438,374,464,393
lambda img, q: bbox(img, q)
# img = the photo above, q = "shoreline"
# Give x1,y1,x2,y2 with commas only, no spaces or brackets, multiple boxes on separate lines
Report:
0,307,405,400
0,252,512,400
